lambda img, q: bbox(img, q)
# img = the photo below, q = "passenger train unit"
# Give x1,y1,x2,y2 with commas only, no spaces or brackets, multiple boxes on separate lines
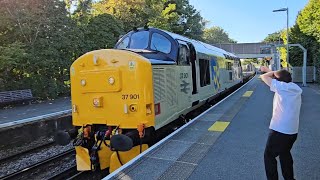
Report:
57,27,253,173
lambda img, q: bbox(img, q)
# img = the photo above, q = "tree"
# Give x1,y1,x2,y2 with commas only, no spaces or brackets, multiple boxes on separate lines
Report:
263,31,283,43
297,0,320,42
288,23,317,67
162,0,206,40
296,0,320,81
148,2,179,31
0,0,82,98
66,0,92,25
84,14,124,51
93,0,206,40
202,26,236,44
93,0,154,31
0,42,28,91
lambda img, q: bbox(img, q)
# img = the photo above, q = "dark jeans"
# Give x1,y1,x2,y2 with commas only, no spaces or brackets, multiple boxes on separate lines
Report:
264,130,297,180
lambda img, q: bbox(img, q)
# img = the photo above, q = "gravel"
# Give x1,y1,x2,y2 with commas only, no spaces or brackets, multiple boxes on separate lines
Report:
0,142,73,178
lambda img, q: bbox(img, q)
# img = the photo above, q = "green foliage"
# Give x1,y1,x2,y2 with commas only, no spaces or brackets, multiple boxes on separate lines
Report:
72,0,93,25
203,26,236,44
296,0,320,81
297,0,320,42
92,0,205,40
0,42,28,90
288,23,318,67
161,0,206,40
85,14,124,51
0,0,236,98
0,0,81,98
148,3,180,31
263,31,283,43
93,0,154,31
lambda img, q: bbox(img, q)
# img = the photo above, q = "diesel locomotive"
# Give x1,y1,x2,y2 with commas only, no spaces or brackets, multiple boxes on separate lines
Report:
58,27,250,173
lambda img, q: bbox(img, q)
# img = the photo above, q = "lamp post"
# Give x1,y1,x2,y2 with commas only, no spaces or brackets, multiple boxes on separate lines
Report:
273,7,289,68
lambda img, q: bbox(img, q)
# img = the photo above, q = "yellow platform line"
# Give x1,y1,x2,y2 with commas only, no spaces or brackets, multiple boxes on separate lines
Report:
208,121,230,132
243,91,253,97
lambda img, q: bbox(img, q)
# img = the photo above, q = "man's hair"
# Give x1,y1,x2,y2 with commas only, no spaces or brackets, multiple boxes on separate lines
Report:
275,69,292,83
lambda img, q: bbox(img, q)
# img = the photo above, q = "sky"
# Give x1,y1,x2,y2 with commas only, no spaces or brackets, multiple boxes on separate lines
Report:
189,0,309,43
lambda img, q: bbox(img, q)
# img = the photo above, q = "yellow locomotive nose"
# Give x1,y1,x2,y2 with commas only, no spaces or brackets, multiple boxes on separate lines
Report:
70,49,155,129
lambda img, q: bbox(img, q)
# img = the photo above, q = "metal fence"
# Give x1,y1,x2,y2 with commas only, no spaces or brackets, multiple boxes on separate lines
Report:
291,66,316,83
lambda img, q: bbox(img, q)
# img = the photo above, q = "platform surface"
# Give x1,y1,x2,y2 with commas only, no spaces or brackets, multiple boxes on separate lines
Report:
106,76,320,180
0,97,71,125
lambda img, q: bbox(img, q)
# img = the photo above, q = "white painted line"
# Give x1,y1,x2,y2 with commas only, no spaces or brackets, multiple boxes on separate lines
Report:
103,76,256,180
0,109,72,129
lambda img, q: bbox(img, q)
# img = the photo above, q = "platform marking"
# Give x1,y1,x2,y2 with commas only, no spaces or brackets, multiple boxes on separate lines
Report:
243,91,253,97
208,121,230,132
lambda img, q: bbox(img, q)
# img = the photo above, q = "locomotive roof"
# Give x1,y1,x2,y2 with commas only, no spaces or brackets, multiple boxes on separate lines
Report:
154,28,238,59
116,27,239,62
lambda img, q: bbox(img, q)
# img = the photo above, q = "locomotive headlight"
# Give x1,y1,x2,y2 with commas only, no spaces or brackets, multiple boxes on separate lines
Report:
81,79,86,86
108,77,115,85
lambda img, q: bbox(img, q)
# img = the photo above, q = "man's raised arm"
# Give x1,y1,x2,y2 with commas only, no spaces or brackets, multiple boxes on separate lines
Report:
260,66,274,87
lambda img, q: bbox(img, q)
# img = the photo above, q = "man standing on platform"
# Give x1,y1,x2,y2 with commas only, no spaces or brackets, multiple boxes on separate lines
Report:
260,66,302,180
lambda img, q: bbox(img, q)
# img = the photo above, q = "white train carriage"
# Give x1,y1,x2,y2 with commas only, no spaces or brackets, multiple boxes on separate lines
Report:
115,27,243,130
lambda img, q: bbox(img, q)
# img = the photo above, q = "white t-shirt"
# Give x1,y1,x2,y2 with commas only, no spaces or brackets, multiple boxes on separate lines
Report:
269,79,302,134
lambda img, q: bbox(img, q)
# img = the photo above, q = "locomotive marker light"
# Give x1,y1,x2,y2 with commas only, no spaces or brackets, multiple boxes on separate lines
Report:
93,56,99,65
108,77,115,85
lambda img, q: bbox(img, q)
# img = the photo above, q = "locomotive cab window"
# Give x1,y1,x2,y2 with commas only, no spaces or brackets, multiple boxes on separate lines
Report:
117,36,129,49
150,33,171,53
130,31,149,49
178,44,190,65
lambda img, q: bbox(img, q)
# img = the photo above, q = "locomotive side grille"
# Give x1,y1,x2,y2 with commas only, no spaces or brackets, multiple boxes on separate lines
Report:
153,68,166,102
166,67,177,107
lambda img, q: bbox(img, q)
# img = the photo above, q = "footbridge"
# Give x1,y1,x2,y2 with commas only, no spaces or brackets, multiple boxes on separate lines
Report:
213,42,278,59
214,43,315,85
214,42,282,72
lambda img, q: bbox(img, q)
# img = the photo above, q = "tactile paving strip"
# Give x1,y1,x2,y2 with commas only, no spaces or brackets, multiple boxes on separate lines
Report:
177,143,212,164
158,161,197,180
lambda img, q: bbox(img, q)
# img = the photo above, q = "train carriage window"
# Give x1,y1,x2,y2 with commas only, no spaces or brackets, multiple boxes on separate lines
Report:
199,59,210,87
117,36,129,49
177,44,190,65
226,62,232,70
151,33,171,53
130,31,149,49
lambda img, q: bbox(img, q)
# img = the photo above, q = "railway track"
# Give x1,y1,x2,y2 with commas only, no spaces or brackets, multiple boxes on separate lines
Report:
0,149,75,180
46,165,82,180
0,141,55,162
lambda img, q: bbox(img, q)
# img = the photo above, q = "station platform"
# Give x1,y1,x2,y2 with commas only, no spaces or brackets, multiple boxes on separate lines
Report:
0,97,71,128
105,76,320,180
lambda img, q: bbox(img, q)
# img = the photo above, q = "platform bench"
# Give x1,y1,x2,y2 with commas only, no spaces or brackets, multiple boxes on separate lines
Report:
0,89,34,106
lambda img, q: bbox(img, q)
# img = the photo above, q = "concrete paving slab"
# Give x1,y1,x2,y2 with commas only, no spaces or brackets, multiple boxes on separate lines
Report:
0,97,71,125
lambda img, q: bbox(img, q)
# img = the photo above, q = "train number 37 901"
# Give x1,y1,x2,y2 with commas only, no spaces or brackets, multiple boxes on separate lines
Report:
122,94,140,100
